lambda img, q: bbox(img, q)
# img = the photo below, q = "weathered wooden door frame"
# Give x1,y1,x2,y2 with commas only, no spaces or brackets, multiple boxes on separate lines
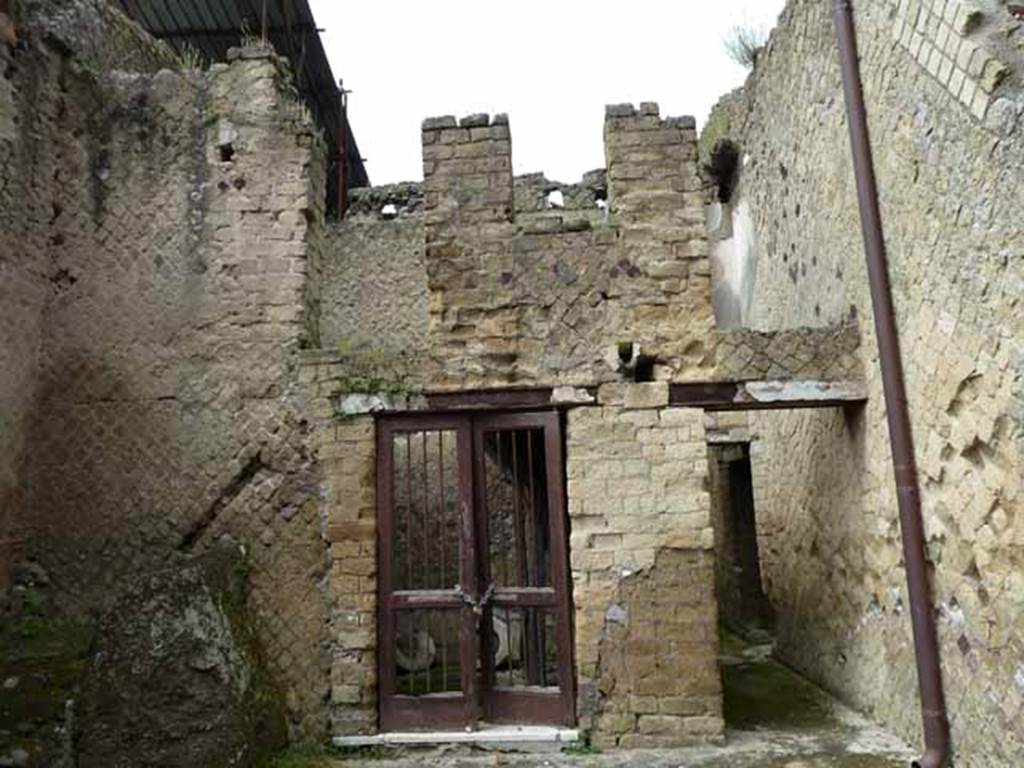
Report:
376,410,575,731
377,414,478,731
472,411,575,725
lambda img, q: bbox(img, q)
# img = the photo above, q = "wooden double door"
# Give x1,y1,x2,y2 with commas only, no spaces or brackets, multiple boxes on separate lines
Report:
377,411,575,731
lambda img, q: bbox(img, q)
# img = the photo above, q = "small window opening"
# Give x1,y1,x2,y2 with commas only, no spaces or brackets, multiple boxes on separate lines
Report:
633,356,656,383
617,341,636,366
381,203,398,219
706,139,740,204
219,143,235,162
546,189,564,209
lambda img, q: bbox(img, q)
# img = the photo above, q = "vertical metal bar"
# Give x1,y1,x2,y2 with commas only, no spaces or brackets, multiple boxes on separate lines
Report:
505,606,514,687
529,431,544,684
438,431,448,688
495,431,505,586
513,432,528,587
422,433,431,692
260,0,268,43
832,5,948,766
472,425,493,717
411,609,417,696
377,423,397,725
540,609,547,687
527,431,537,586
461,417,481,725
422,432,431,586
405,434,413,590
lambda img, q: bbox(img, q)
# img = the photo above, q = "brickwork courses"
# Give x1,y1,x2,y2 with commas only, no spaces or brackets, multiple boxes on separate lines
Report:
312,99,867,745
10,0,1015,760
311,106,730,746
702,0,1024,763
2,1,332,742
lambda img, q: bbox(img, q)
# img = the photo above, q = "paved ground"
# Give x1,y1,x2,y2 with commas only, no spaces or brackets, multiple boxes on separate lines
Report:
267,634,915,767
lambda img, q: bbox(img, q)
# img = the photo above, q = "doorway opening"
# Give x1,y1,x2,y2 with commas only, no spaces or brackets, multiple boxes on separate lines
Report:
709,442,774,640
376,411,575,732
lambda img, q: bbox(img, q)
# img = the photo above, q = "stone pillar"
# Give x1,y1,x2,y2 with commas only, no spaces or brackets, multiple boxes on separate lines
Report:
420,114,517,387
321,415,378,735
604,102,703,227
602,103,715,379
421,113,513,231
566,386,724,748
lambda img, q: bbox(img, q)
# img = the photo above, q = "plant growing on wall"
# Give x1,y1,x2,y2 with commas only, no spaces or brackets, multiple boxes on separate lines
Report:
724,24,767,68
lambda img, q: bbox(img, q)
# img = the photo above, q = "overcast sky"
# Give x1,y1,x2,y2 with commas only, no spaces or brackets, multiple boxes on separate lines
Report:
311,1,785,186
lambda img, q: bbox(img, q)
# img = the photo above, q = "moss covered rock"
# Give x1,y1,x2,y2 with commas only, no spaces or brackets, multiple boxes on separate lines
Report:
76,543,287,767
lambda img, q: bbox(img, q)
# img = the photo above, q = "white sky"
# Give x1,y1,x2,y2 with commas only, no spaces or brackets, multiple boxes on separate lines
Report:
311,1,786,186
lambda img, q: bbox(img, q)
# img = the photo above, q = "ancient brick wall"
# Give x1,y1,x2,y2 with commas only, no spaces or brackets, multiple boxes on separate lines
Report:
713,324,863,383
704,0,1024,762
3,6,334,738
313,104,724,744
297,353,379,736
567,393,722,747
320,186,428,355
419,106,714,390
0,0,177,585
0,45,46,555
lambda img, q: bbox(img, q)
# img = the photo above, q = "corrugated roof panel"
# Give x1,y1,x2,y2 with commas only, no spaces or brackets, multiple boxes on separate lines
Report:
199,1,234,31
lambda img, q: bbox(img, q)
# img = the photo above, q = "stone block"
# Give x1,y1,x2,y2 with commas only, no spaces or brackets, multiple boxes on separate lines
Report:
422,115,457,130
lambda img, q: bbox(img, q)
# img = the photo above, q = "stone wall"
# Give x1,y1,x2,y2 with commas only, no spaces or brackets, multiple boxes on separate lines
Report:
314,99,724,741
705,0,1024,763
1,0,177,585
318,169,613,358
320,209,428,356
713,323,863,383
419,106,713,390
3,5,334,741
296,352,380,736
0,41,46,556
566,391,722,747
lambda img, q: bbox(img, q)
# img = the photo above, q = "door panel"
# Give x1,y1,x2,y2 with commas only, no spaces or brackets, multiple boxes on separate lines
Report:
474,412,575,726
378,416,477,731
377,411,574,731
390,428,460,592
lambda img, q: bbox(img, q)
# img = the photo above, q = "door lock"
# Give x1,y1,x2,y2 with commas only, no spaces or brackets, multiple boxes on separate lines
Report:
455,582,495,617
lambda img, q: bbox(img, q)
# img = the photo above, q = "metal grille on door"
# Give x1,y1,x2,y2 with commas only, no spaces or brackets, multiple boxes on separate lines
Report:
377,412,574,731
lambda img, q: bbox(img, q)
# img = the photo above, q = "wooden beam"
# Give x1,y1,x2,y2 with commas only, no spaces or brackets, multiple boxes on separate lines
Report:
670,380,868,411
423,388,560,411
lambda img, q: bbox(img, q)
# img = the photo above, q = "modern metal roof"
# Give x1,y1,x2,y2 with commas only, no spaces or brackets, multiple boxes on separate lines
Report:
112,0,369,214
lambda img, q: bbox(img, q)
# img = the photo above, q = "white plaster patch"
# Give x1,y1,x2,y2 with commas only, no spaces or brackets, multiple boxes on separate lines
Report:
551,386,595,405
941,602,966,627
1015,665,1024,691
605,603,628,625
337,393,401,415
743,379,869,403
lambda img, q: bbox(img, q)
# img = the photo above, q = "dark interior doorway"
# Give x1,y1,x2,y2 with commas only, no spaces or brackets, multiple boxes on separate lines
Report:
708,442,774,637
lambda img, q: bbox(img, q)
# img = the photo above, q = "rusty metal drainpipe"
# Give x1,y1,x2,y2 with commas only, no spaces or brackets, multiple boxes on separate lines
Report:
832,3,950,767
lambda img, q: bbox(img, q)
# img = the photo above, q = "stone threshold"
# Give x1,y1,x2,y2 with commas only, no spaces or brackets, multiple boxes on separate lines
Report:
332,725,580,750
